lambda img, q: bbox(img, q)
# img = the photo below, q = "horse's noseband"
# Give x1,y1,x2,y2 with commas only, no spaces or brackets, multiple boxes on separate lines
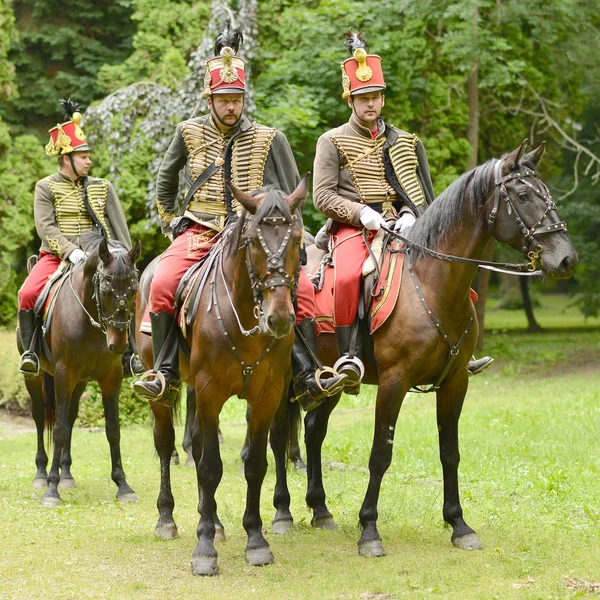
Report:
490,159,567,269
93,266,138,331
244,214,299,306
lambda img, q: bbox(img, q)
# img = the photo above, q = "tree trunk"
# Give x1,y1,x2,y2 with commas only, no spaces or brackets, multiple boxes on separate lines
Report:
466,6,479,170
520,277,543,333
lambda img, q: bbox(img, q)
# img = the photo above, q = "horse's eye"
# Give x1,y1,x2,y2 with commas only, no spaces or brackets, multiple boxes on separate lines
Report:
517,191,528,201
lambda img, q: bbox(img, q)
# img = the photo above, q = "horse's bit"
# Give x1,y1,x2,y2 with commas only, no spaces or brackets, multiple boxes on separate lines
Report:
70,260,137,333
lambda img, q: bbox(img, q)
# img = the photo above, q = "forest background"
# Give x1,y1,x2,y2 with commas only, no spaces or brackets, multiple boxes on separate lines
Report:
0,0,598,329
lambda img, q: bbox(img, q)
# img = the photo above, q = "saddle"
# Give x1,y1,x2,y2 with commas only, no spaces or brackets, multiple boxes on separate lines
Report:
311,232,406,334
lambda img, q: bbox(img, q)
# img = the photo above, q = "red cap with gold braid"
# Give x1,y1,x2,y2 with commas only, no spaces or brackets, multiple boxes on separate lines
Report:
202,23,246,96
45,99,92,157
340,31,386,99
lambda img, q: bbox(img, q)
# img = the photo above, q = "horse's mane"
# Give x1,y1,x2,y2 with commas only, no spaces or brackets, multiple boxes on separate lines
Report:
80,230,133,277
225,186,294,257
404,158,497,258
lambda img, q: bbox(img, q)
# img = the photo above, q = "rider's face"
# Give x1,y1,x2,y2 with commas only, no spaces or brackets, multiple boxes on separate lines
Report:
61,151,92,179
349,92,385,130
209,94,244,130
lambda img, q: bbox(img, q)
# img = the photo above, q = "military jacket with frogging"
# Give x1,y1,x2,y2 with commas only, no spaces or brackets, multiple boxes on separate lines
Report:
156,114,300,233
35,171,132,260
313,116,435,226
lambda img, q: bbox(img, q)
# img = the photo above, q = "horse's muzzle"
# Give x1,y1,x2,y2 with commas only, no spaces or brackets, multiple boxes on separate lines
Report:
263,312,295,339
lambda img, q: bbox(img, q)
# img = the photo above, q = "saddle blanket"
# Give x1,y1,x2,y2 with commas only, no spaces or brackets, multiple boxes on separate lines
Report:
314,240,406,334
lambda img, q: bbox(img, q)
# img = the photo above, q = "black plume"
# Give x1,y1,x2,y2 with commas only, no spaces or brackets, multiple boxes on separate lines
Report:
214,22,243,55
344,30,368,55
59,98,83,121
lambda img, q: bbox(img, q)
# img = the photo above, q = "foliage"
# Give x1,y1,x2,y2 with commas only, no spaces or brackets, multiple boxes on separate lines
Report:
77,380,151,428
1,0,136,134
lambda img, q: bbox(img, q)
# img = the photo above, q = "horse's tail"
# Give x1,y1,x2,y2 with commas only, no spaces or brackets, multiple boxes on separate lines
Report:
42,372,56,448
286,391,302,464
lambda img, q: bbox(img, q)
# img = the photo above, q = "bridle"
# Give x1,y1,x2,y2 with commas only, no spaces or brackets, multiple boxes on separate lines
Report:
488,158,567,270
384,158,567,275
243,212,300,310
210,207,300,398
70,256,137,333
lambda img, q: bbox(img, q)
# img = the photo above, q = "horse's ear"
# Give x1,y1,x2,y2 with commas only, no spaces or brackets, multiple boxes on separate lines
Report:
226,180,258,214
502,139,528,175
287,172,310,213
98,237,112,265
523,141,546,167
129,239,142,264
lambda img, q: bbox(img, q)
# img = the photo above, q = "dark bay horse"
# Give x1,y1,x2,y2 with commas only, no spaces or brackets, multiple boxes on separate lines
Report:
20,232,141,507
136,178,307,575
270,141,578,555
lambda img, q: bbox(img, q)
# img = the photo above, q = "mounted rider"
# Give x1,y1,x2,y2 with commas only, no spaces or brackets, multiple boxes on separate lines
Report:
312,32,492,394
17,99,139,377
134,24,345,408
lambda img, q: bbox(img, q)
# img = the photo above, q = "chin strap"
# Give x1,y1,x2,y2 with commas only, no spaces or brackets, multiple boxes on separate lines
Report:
210,97,244,129
67,153,81,178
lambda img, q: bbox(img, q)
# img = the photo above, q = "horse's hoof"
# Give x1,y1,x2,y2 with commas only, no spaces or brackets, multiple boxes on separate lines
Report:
185,456,195,468
117,492,138,503
171,454,180,466
358,539,387,557
272,518,294,534
312,515,336,530
191,555,219,576
41,495,61,508
58,477,76,489
155,522,179,539
214,525,226,543
246,547,274,566
452,533,483,550
32,478,48,489
293,459,307,474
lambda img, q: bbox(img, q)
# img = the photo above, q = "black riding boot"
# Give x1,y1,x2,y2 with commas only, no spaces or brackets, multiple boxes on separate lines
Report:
122,314,144,378
468,356,494,376
292,318,346,411
334,325,365,396
133,311,181,407
18,309,40,377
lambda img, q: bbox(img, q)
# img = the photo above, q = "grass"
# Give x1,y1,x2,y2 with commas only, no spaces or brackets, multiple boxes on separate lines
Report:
1,298,600,598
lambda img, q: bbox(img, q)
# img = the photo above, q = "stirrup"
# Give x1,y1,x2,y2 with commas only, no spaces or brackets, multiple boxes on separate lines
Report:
314,366,347,397
18,351,40,378
128,353,145,377
133,370,166,400
333,355,365,380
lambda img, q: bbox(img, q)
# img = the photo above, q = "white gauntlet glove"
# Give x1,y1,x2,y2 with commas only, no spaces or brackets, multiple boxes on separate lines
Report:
394,212,416,234
359,206,386,231
68,249,87,264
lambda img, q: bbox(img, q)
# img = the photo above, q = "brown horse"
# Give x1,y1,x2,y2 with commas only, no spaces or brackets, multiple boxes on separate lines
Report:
135,178,307,575
270,141,578,555
19,231,141,507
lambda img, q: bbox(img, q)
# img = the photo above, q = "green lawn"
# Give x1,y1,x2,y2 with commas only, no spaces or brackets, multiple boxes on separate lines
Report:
1,326,600,598
1,296,599,598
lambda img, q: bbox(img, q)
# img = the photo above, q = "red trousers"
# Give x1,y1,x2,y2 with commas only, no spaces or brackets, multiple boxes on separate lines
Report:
18,252,62,310
331,224,376,327
150,222,316,324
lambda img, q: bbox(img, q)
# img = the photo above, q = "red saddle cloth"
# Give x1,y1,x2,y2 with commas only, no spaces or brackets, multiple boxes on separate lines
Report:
314,240,406,334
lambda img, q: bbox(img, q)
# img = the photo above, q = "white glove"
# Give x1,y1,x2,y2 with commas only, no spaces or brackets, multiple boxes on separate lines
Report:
359,206,386,231
68,249,86,264
394,213,416,233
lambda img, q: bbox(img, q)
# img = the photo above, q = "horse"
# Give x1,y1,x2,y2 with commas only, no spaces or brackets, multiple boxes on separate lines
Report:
269,141,578,555
18,231,141,508
135,177,307,575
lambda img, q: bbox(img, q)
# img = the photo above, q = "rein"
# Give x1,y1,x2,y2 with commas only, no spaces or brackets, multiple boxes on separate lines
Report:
382,158,566,276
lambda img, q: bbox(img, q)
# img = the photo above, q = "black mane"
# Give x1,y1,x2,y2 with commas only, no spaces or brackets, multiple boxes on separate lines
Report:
225,186,293,257
404,158,496,258
80,231,133,277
